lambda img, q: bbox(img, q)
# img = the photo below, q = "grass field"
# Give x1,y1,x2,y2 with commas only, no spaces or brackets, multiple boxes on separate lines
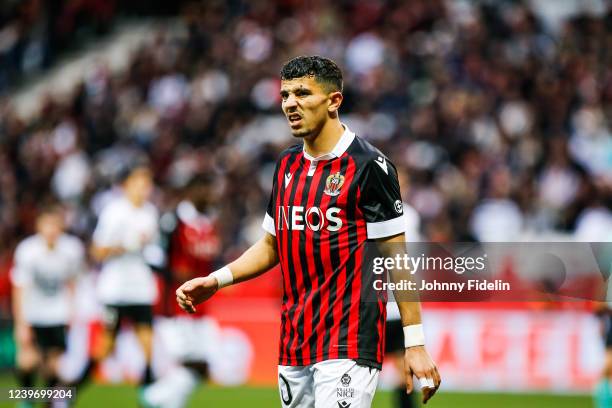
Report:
0,373,593,408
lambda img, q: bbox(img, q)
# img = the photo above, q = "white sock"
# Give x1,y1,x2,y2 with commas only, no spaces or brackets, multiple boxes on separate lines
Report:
142,366,199,408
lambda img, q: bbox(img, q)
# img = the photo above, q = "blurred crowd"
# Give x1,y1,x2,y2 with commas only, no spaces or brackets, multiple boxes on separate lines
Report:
0,0,187,94
0,0,122,93
0,0,611,304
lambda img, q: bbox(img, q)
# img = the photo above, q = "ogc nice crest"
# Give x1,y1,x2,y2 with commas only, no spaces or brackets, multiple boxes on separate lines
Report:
324,172,345,197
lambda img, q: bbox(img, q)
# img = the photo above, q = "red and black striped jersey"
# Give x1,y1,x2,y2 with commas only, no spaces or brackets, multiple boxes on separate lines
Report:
262,125,406,369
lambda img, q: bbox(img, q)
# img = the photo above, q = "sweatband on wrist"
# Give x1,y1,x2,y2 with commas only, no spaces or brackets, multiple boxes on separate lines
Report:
403,324,425,348
211,266,233,288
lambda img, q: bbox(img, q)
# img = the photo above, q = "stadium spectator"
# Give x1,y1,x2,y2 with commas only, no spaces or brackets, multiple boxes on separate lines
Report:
0,0,119,94
0,0,607,267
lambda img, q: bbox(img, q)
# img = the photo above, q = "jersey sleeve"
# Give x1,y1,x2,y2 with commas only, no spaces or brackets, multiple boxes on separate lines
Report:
146,206,161,244
358,156,406,239
92,204,121,247
10,242,32,287
261,162,279,237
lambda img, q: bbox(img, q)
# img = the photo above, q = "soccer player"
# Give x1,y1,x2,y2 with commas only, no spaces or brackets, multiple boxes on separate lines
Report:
595,302,612,408
176,56,440,407
87,164,159,387
11,206,86,407
141,176,221,408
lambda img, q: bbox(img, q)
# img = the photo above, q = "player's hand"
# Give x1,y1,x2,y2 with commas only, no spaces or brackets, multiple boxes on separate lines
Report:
176,276,219,313
404,346,441,404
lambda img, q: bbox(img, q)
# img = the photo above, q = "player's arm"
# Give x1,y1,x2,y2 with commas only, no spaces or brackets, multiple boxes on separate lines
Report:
176,231,279,313
227,231,279,283
10,258,32,345
90,229,154,261
90,244,125,262
377,233,441,404
90,212,126,261
90,205,138,262
11,285,26,327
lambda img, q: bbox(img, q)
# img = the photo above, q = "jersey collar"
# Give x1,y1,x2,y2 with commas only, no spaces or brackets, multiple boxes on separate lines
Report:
302,124,355,162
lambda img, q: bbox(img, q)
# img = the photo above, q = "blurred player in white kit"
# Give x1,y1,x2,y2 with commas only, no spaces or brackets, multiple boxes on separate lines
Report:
11,205,86,408
81,164,159,388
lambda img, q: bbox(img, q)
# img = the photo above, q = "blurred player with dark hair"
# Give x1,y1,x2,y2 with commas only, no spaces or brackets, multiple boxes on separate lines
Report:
177,56,440,407
11,206,86,407
84,164,159,388
141,175,221,408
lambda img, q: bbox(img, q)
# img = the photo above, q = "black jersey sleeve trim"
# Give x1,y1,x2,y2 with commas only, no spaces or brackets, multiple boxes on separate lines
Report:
358,154,404,229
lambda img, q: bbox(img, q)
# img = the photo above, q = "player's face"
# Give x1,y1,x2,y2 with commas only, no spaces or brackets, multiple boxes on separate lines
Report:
37,213,64,244
280,77,333,138
188,183,213,213
124,168,153,205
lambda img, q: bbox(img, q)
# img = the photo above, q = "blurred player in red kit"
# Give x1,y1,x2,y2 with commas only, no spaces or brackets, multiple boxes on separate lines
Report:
142,176,222,408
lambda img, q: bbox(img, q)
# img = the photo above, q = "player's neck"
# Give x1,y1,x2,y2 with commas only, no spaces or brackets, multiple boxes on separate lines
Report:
126,194,145,208
303,119,344,158
44,238,57,250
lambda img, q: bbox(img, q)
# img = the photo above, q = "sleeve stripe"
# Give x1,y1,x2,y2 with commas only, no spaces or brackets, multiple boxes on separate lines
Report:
262,212,276,236
366,215,406,239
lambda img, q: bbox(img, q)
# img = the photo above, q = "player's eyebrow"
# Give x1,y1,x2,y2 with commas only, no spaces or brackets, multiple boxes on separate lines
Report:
280,85,312,96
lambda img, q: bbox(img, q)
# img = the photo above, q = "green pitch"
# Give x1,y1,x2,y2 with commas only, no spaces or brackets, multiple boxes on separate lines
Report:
77,385,591,408
0,374,592,407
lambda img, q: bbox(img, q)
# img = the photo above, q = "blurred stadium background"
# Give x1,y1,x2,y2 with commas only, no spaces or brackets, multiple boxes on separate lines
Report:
0,0,611,406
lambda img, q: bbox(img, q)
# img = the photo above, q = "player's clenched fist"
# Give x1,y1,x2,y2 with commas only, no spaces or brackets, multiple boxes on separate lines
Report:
175,276,219,313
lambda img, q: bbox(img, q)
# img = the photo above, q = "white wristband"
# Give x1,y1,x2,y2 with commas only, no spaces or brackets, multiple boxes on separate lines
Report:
403,324,425,348
210,266,233,289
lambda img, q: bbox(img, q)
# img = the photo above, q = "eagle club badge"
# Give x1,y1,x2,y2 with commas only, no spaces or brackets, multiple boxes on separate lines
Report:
324,172,345,196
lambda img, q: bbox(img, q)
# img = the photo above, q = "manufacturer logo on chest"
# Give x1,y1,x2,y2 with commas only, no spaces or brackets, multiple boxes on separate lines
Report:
324,172,345,197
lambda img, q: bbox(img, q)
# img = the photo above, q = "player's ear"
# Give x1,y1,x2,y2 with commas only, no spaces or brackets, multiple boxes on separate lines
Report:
327,91,343,115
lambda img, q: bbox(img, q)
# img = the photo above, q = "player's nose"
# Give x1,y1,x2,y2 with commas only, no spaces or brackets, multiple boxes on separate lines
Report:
283,94,298,110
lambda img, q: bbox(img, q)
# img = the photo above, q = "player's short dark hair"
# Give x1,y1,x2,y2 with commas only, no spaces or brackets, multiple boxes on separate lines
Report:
117,159,152,184
185,174,215,190
36,202,64,220
280,56,343,93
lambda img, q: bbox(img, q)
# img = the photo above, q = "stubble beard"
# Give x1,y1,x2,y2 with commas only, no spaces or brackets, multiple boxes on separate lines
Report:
289,117,326,140
290,127,314,138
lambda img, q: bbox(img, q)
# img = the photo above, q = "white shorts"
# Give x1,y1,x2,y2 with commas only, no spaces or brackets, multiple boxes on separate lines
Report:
278,359,380,408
